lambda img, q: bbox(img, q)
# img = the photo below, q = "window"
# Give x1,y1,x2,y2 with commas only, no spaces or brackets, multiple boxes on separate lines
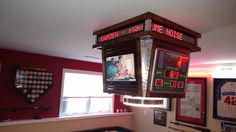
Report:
60,69,113,117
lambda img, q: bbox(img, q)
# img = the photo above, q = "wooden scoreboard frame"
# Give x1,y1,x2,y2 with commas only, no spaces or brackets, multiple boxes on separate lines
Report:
93,12,201,98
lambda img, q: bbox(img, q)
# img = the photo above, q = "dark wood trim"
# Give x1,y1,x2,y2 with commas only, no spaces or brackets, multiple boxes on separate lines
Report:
149,32,201,52
93,13,148,35
93,30,201,52
149,13,201,38
153,40,191,55
149,91,185,98
93,12,201,38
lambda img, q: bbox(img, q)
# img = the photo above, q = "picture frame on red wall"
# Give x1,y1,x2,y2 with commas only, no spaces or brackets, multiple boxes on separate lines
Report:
176,78,207,126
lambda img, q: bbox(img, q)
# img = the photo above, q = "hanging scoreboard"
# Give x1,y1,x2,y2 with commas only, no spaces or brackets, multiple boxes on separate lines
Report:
150,48,190,97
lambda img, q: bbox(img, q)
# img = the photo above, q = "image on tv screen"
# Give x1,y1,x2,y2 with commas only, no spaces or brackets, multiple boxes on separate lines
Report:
163,51,189,73
106,53,136,81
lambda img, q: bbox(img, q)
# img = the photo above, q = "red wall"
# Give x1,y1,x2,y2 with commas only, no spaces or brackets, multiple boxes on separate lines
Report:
0,48,102,121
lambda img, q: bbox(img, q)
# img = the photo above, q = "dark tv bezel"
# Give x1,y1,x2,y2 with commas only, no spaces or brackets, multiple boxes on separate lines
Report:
104,51,139,95
105,53,136,82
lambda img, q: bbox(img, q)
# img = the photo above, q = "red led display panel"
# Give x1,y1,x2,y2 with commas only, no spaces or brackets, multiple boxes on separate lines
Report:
165,70,179,79
151,22,196,45
152,23,183,41
170,80,177,87
97,23,144,43
155,79,163,86
177,81,184,88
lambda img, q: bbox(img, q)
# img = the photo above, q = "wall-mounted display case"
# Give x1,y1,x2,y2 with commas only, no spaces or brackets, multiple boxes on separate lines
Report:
14,66,53,103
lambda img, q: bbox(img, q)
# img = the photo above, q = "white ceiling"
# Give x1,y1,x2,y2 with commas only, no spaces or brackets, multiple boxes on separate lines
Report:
0,0,236,71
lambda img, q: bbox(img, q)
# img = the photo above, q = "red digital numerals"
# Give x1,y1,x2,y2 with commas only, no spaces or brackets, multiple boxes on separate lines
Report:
170,80,177,87
177,81,184,88
224,96,236,105
169,81,184,88
155,79,163,86
98,24,144,42
128,24,144,34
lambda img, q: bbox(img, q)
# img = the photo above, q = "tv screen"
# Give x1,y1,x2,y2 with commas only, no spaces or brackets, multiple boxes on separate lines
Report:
105,53,136,82
163,52,189,73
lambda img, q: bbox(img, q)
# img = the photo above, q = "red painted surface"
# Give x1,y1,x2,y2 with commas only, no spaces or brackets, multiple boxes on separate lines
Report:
0,48,103,121
113,95,130,113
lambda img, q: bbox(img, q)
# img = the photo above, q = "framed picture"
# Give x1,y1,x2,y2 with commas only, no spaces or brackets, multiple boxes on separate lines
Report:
221,122,236,132
176,78,207,126
154,109,167,127
213,78,236,122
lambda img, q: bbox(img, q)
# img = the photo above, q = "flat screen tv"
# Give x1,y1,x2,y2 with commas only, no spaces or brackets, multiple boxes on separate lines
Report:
104,53,138,95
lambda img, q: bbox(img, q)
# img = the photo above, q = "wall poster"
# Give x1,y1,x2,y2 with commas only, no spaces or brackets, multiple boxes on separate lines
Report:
154,109,167,127
176,78,207,126
213,78,236,122
221,122,236,132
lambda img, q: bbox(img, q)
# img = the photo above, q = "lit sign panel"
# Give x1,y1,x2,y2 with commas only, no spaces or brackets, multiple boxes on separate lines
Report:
151,23,196,45
97,23,144,43
152,23,183,41
96,21,196,45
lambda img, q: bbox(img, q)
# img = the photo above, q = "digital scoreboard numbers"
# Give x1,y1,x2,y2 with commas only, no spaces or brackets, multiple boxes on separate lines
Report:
151,48,189,93
165,70,180,79
153,69,186,90
214,79,236,122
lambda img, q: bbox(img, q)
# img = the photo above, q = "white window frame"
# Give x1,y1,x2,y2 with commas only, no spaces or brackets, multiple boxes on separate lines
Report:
59,68,114,117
